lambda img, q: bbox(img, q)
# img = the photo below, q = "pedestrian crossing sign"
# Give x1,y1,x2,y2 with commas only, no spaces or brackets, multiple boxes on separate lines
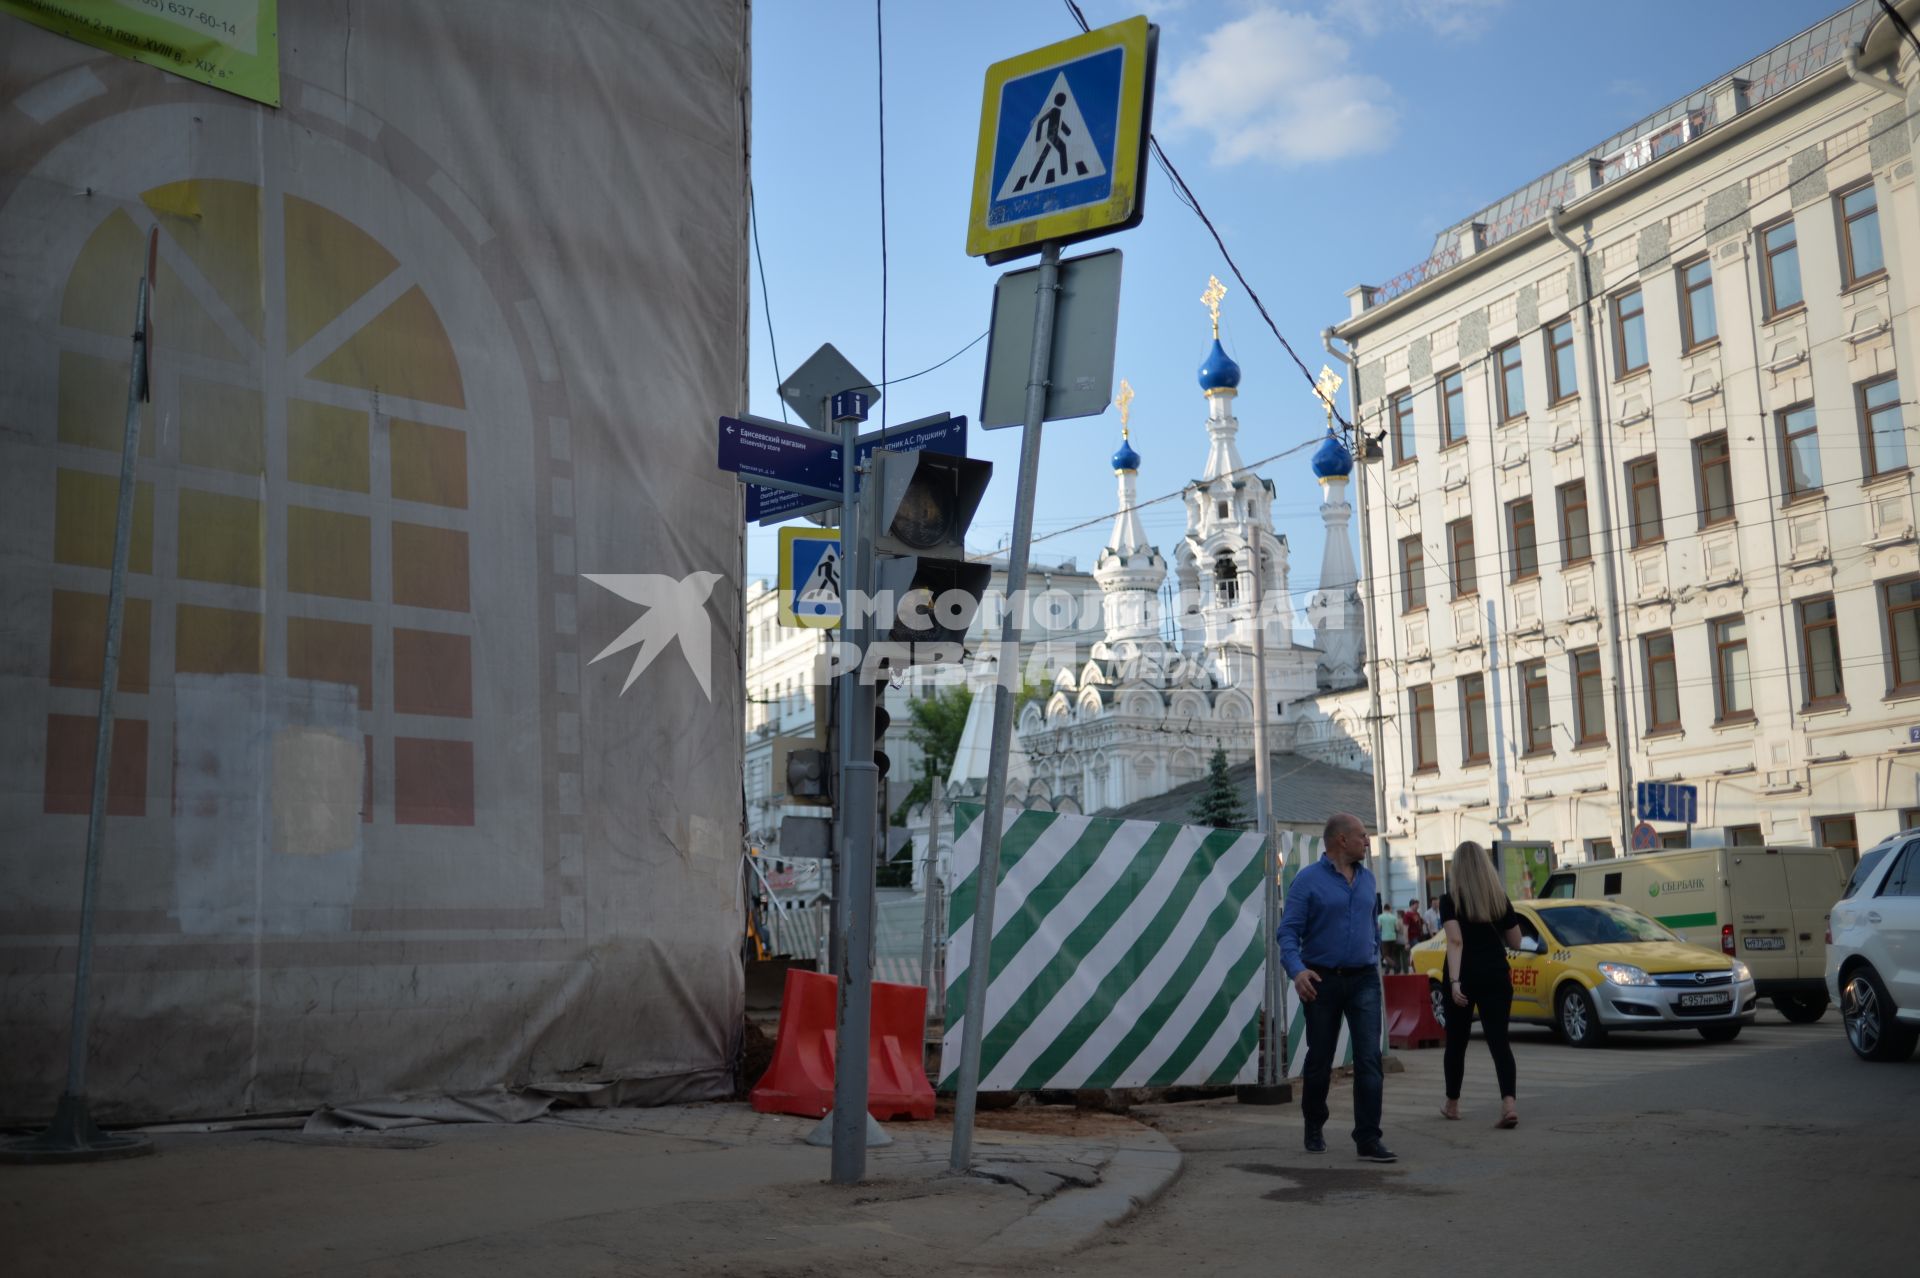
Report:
778,526,842,628
966,16,1157,260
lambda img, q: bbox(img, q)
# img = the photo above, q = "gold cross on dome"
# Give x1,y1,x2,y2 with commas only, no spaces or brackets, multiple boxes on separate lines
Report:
1314,364,1343,421
1116,378,1134,435
1200,275,1227,337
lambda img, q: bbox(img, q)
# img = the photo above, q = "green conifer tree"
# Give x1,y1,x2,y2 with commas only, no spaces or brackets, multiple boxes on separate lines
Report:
1189,747,1249,829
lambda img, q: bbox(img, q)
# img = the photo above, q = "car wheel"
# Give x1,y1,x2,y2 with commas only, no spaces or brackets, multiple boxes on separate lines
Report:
1428,980,1449,1030
1842,966,1920,1062
1697,1023,1742,1042
1557,985,1606,1048
1771,993,1828,1023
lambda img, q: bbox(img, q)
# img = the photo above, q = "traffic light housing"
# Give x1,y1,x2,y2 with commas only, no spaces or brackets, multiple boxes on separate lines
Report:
868,448,992,654
785,746,832,802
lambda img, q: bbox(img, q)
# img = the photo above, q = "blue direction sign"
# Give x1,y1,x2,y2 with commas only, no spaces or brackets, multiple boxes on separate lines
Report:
717,415,842,493
857,413,967,468
746,414,969,524
1636,781,1698,825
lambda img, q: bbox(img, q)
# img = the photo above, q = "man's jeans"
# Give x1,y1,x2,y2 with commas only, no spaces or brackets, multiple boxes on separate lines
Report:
1299,968,1384,1147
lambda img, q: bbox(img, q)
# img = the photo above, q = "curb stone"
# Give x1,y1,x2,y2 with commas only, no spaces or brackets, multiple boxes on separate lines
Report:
969,1125,1182,1258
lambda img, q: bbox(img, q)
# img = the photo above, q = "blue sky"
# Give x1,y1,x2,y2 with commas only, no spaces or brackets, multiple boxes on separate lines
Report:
746,0,1838,613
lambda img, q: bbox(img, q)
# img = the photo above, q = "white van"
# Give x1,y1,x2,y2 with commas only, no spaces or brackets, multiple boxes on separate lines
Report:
1540,845,1850,1021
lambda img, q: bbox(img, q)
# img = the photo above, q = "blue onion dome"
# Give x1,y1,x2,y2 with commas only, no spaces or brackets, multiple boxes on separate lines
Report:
1111,434,1141,472
1311,428,1353,480
1197,338,1241,393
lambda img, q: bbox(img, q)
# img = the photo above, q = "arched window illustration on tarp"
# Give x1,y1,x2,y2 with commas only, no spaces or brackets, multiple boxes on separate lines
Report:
47,178,483,879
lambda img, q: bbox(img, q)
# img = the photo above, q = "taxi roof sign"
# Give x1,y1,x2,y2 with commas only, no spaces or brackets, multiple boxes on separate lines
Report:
966,16,1156,261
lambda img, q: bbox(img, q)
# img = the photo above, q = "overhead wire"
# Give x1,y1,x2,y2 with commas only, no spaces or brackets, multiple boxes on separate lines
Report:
749,183,789,424
1880,0,1920,63
876,0,889,436
1059,0,1350,431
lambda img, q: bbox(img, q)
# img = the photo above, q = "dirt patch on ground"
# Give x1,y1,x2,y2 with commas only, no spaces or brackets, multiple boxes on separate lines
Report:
732,1020,777,1100
931,1098,1142,1140
1229,1162,1447,1205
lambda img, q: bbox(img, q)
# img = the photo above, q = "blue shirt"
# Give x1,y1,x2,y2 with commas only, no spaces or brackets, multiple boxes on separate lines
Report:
1278,856,1380,978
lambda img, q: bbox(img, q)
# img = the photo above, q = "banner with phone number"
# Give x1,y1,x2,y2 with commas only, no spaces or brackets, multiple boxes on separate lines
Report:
4,0,279,106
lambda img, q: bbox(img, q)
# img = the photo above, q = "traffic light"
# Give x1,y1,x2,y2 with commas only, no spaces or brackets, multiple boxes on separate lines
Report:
785,746,832,802
868,448,992,657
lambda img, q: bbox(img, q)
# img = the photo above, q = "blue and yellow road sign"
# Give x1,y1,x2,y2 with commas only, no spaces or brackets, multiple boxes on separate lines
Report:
966,16,1156,260
778,527,842,628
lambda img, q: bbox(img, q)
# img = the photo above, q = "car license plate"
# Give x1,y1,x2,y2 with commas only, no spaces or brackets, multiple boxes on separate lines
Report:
1743,937,1786,951
1680,991,1732,1009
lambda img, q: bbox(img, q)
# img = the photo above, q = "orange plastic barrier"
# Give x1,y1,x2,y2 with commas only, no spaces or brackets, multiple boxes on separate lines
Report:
1384,973,1444,1049
749,968,936,1121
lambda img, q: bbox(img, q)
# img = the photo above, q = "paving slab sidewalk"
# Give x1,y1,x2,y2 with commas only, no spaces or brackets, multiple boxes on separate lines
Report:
0,1102,1180,1277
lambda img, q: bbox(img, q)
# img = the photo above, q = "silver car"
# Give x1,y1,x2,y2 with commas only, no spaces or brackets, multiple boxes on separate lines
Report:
1827,833,1920,1062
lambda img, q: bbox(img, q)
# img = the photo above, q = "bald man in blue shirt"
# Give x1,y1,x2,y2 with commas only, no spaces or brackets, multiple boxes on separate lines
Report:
1278,811,1395,1163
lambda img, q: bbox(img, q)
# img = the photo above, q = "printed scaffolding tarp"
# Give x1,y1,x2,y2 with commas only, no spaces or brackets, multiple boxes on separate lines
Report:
0,2,749,1122
939,806,1268,1092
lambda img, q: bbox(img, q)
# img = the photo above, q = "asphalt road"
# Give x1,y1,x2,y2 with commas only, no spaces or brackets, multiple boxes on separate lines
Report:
1051,1007,1916,1276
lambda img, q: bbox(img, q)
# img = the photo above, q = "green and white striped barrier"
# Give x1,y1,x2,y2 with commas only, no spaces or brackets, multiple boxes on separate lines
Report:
938,805,1268,1092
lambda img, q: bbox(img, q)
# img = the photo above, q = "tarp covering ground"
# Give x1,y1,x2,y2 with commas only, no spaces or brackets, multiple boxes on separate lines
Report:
0,1,749,1122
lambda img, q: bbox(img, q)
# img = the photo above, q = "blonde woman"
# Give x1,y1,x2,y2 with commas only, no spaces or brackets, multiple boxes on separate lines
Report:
1438,841,1523,1128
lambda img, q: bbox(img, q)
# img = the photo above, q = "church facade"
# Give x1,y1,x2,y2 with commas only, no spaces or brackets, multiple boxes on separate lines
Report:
1003,293,1376,815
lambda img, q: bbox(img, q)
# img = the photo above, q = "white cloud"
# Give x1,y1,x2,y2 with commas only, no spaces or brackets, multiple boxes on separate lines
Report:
1326,0,1510,38
1164,7,1396,165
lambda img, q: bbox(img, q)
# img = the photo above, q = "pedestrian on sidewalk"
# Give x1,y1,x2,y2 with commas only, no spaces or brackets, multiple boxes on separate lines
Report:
1403,898,1427,951
1437,840,1522,1130
1377,900,1404,974
1278,811,1396,1164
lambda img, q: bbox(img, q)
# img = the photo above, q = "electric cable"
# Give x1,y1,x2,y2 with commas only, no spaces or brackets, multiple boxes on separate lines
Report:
749,183,789,423
1059,0,1351,431
877,0,890,437
1878,0,1920,63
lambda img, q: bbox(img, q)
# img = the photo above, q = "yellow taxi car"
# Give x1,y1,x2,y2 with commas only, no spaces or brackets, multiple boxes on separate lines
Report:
1409,897,1758,1046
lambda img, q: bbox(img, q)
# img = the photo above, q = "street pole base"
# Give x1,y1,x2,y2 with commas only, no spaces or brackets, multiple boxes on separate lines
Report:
0,1093,154,1165
804,1110,891,1149
1235,1082,1293,1106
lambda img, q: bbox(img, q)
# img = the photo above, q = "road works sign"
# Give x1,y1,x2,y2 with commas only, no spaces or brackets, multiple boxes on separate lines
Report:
778,527,842,628
966,16,1156,260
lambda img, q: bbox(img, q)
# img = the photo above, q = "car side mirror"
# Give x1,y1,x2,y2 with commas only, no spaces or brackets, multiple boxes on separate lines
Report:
1520,937,1543,954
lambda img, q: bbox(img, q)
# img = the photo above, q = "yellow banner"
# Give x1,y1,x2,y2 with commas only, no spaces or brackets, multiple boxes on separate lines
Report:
4,0,279,106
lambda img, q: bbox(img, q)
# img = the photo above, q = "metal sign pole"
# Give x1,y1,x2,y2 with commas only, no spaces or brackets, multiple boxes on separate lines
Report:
1242,525,1288,1102
4,264,156,1164
831,398,880,1185
950,240,1060,1171
920,775,944,1038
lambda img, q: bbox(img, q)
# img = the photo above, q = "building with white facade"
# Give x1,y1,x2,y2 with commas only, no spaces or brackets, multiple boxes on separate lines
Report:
1330,0,1920,902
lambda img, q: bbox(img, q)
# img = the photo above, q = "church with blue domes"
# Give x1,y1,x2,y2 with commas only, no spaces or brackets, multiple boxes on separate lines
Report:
997,283,1374,817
